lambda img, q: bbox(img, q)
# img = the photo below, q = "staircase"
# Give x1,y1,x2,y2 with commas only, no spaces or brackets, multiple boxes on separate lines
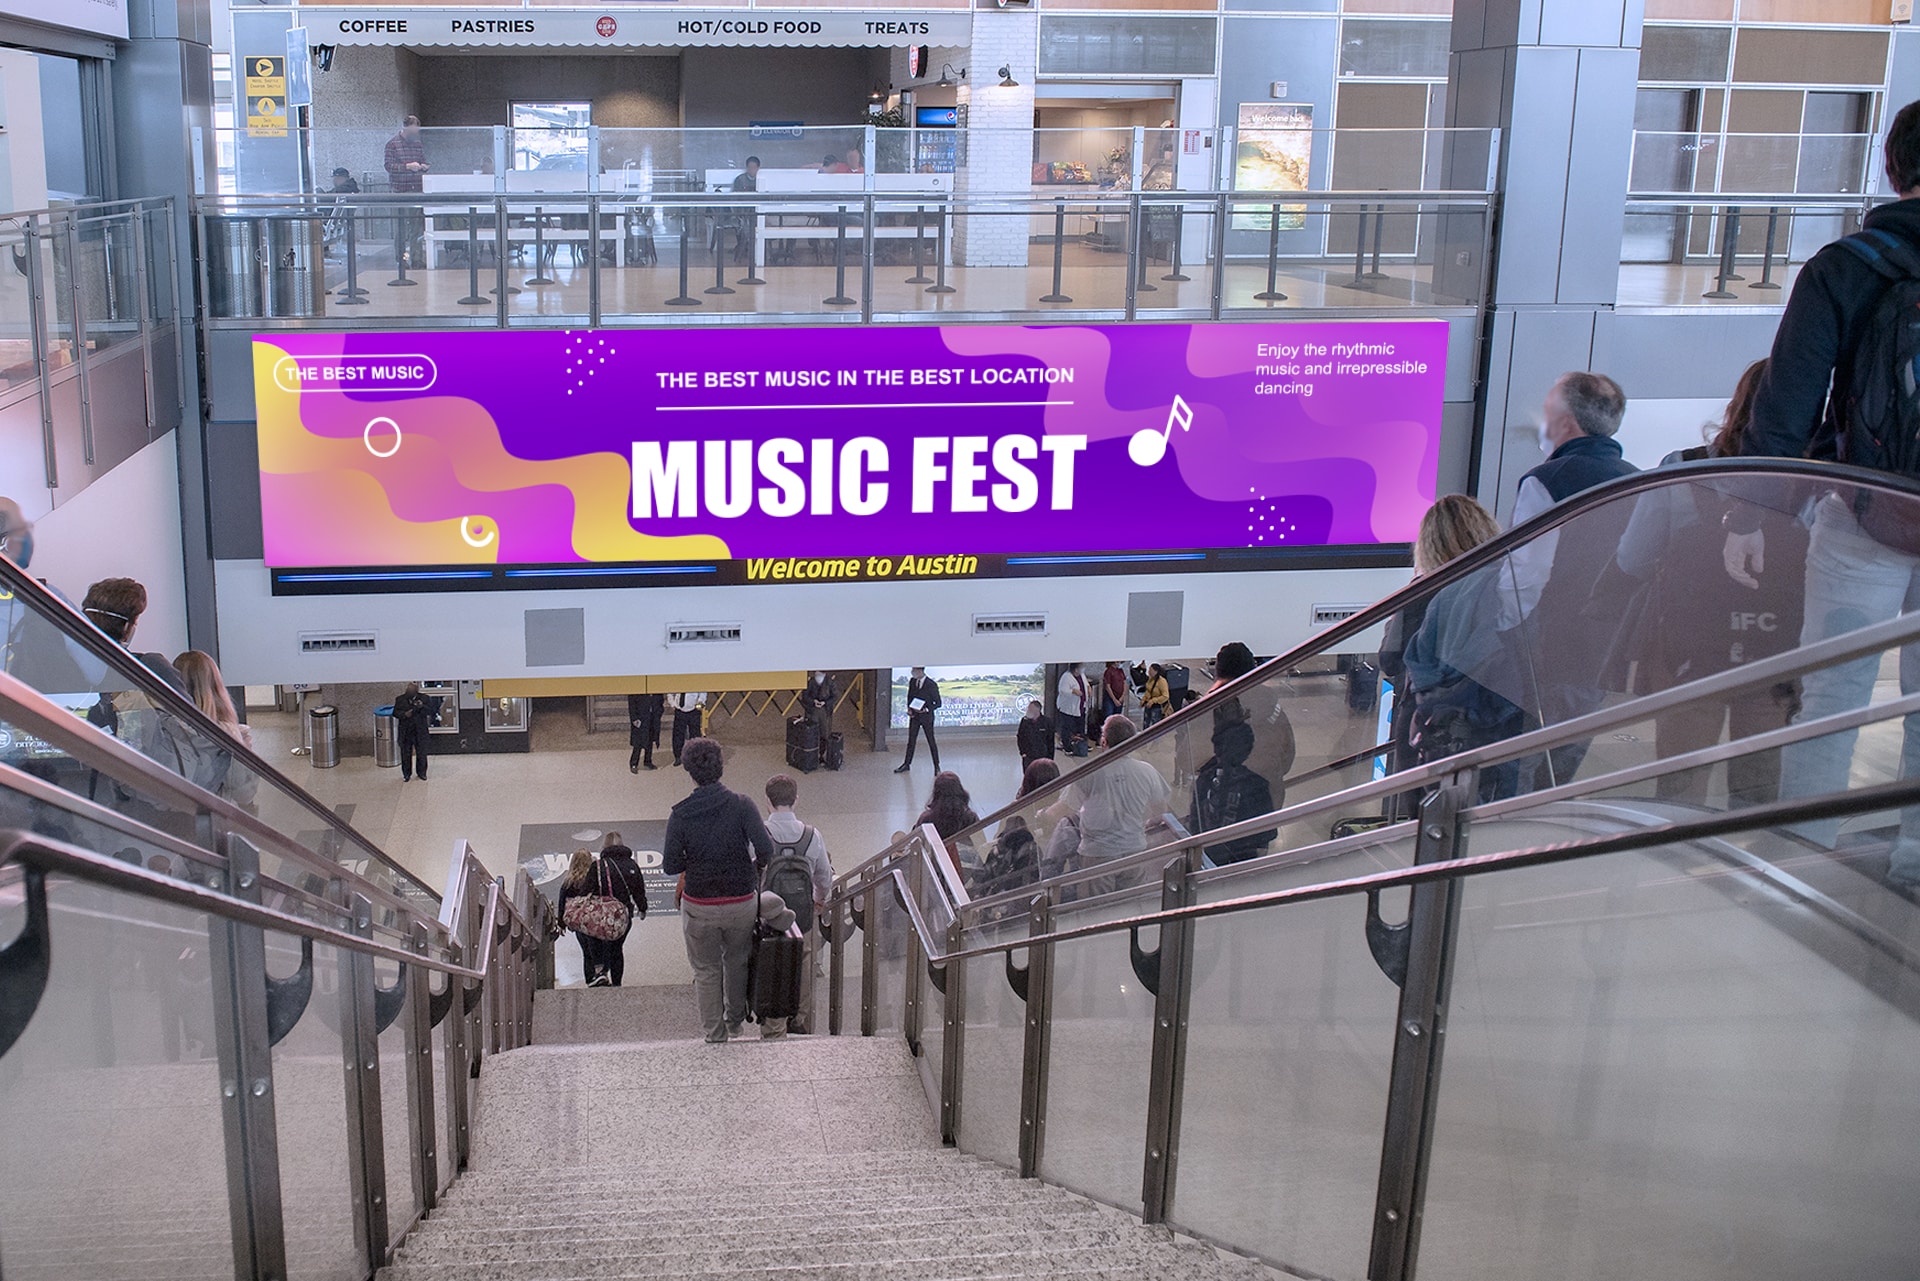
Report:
380,986,1277,1281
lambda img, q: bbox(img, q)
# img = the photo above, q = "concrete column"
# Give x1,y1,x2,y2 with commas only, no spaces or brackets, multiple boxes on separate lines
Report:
953,8,1036,268
1443,0,1643,519
115,0,218,649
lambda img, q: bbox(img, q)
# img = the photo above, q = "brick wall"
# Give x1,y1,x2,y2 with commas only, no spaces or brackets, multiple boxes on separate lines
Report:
953,9,1037,268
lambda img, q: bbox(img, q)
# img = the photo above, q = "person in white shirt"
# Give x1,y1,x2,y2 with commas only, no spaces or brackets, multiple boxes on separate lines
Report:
1055,662,1090,755
761,773,834,1034
670,691,707,765
1064,715,1171,894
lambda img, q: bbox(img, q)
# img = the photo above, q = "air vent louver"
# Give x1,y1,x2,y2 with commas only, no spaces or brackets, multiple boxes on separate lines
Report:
1310,604,1367,628
667,623,743,645
299,631,378,653
973,613,1048,635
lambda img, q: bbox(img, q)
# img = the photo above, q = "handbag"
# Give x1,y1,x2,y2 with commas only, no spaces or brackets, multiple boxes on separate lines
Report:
562,861,631,942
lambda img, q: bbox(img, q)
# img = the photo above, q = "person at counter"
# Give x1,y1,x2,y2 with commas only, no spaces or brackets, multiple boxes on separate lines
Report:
819,148,864,175
731,156,760,193
329,166,360,194
383,115,428,268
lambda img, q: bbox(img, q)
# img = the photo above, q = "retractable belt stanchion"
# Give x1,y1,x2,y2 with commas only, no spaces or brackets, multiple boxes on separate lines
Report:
825,205,856,307
488,201,519,297
926,201,955,295
1365,201,1389,280
525,205,554,286
387,225,417,289
456,206,490,306
1348,204,1374,290
1162,202,1190,282
666,212,700,306
738,207,765,286
1254,202,1287,302
706,218,735,296
1752,206,1783,292
1704,207,1742,300
336,211,368,304
906,204,932,284
1133,194,1156,296
1040,200,1073,304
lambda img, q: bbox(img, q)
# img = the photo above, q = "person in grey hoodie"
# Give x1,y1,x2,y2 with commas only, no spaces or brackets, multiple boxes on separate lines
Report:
662,737,774,1042
762,773,834,1035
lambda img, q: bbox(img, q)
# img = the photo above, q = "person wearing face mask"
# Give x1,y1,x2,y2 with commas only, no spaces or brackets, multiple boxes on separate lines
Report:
803,670,837,748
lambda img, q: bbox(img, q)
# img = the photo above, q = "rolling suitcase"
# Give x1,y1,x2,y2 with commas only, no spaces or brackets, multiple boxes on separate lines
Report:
747,921,805,1024
823,731,844,771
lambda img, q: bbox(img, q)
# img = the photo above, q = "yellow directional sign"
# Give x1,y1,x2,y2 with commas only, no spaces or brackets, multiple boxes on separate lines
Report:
245,55,288,137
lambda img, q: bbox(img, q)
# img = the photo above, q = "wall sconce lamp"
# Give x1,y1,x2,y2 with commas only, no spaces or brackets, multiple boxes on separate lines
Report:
936,63,966,88
997,65,1020,88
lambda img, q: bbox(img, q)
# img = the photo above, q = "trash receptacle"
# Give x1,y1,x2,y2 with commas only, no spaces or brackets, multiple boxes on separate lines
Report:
374,705,399,768
265,216,324,318
309,704,340,768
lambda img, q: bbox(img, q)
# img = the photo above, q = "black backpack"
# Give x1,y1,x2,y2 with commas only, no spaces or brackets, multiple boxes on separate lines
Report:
1189,760,1276,865
762,826,818,933
1835,228,1920,551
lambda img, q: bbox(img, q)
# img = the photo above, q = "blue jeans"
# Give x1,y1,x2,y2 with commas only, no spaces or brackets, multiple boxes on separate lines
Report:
1778,494,1920,884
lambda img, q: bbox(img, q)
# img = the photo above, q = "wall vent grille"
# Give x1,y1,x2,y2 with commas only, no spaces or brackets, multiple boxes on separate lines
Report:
667,623,744,645
974,613,1048,635
298,631,378,653
1310,604,1368,628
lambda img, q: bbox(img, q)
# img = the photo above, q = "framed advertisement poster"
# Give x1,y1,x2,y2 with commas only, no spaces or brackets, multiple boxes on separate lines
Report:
1233,103,1314,231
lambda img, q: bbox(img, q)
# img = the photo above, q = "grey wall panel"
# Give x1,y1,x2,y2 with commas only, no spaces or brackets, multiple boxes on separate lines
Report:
205,327,259,424
207,419,264,561
525,608,586,668
0,392,47,508
1444,315,1481,403
1539,0,1633,51
1493,45,1579,306
1600,312,1781,401
1487,307,1599,520
1437,401,1478,498
86,344,151,476
1125,592,1184,649
1557,46,1639,306
1890,28,1920,139
1472,307,1517,502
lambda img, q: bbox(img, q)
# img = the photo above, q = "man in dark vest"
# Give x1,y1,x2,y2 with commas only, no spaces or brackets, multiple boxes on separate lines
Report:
629,692,665,772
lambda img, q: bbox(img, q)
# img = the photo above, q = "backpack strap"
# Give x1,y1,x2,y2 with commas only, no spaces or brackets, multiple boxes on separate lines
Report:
1838,228,1920,282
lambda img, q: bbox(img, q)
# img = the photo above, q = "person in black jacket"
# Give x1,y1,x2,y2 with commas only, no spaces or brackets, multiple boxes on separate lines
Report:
894,666,942,773
392,682,435,781
661,737,774,1041
593,832,648,986
1016,699,1053,772
804,671,837,745
629,692,664,772
1731,99,1920,889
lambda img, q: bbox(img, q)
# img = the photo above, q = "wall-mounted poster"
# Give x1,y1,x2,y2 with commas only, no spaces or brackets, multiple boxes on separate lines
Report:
1233,103,1314,231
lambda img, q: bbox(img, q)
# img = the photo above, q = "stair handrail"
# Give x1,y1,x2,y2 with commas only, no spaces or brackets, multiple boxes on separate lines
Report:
842,775,1920,971
0,555,437,902
833,458,1920,898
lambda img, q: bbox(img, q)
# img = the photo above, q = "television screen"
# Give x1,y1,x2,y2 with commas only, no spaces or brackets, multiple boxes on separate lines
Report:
252,321,1444,591
915,106,958,128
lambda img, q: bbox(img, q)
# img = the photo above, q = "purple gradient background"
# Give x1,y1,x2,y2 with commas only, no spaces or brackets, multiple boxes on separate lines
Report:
258,322,1445,563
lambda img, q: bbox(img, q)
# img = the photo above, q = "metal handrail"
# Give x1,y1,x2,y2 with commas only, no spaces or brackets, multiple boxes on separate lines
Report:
834,458,1920,893
956,603,1920,916
859,776,1920,969
197,187,1498,208
0,556,438,903
0,666,436,928
0,827,507,980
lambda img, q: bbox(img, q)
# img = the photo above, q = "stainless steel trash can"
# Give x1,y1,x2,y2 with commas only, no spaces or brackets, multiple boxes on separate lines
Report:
203,216,262,318
309,704,340,768
265,217,324,318
374,705,399,768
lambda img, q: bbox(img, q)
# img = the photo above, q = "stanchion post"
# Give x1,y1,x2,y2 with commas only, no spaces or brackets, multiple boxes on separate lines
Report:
906,203,932,284
1752,205,1783,292
737,202,765,286
1704,206,1741,300
926,199,954,295
336,210,368,304
488,196,519,299
706,217,735,296
456,206,489,306
825,204,855,306
525,204,554,286
666,211,700,306
1254,202,1287,301
1040,200,1073,304
1162,202,1190,282
1349,203,1373,290
1132,192,1156,301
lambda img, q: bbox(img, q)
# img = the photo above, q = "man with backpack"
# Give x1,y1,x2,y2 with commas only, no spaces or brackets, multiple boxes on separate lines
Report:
761,773,834,1035
1730,99,1920,892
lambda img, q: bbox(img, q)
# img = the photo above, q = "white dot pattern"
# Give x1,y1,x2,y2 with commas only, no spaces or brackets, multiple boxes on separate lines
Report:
1247,487,1296,546
561,331,615,396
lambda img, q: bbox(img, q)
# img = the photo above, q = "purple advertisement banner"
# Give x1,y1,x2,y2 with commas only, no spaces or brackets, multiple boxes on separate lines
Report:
253,322,1445,570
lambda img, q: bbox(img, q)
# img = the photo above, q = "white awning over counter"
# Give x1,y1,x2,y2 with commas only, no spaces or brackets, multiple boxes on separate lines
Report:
305,7,972,50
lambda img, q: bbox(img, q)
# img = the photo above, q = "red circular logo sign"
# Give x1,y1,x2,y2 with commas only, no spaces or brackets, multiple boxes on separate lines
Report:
596,15,617,38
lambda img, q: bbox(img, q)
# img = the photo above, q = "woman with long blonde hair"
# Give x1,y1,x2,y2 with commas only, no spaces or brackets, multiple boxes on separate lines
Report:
173,649,260,809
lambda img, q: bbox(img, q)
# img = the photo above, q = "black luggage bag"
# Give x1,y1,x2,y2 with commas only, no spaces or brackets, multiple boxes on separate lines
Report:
747,922,805,1023
823,731,844,771
785,715,819,772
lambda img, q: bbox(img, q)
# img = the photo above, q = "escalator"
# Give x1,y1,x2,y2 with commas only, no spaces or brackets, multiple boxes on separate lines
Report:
2,459,1918,1281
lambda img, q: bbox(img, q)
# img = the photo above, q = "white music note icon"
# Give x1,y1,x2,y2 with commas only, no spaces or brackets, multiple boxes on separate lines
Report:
1129,395,1194,467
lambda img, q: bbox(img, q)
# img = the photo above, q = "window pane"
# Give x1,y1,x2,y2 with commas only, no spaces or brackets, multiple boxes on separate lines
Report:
1338,18,1450,79
1641,25,1732,83
1038,16,1219,77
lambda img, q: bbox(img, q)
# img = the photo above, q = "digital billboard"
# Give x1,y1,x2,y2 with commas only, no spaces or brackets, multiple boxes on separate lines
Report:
252,322,1444,588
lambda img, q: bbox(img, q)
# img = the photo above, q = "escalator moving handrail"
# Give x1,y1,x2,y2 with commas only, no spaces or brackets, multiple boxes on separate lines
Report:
835,458,1920,894
0,556,437,902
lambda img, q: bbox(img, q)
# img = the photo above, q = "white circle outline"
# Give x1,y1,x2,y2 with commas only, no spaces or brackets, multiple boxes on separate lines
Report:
460,518,496,549
363,417,402,458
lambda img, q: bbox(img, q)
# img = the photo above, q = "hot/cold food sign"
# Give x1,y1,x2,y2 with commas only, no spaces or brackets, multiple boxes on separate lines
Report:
312,7,973,48
252,322,1446,579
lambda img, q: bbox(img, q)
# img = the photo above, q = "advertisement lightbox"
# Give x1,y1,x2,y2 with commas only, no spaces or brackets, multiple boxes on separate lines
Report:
252,322,1444,590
